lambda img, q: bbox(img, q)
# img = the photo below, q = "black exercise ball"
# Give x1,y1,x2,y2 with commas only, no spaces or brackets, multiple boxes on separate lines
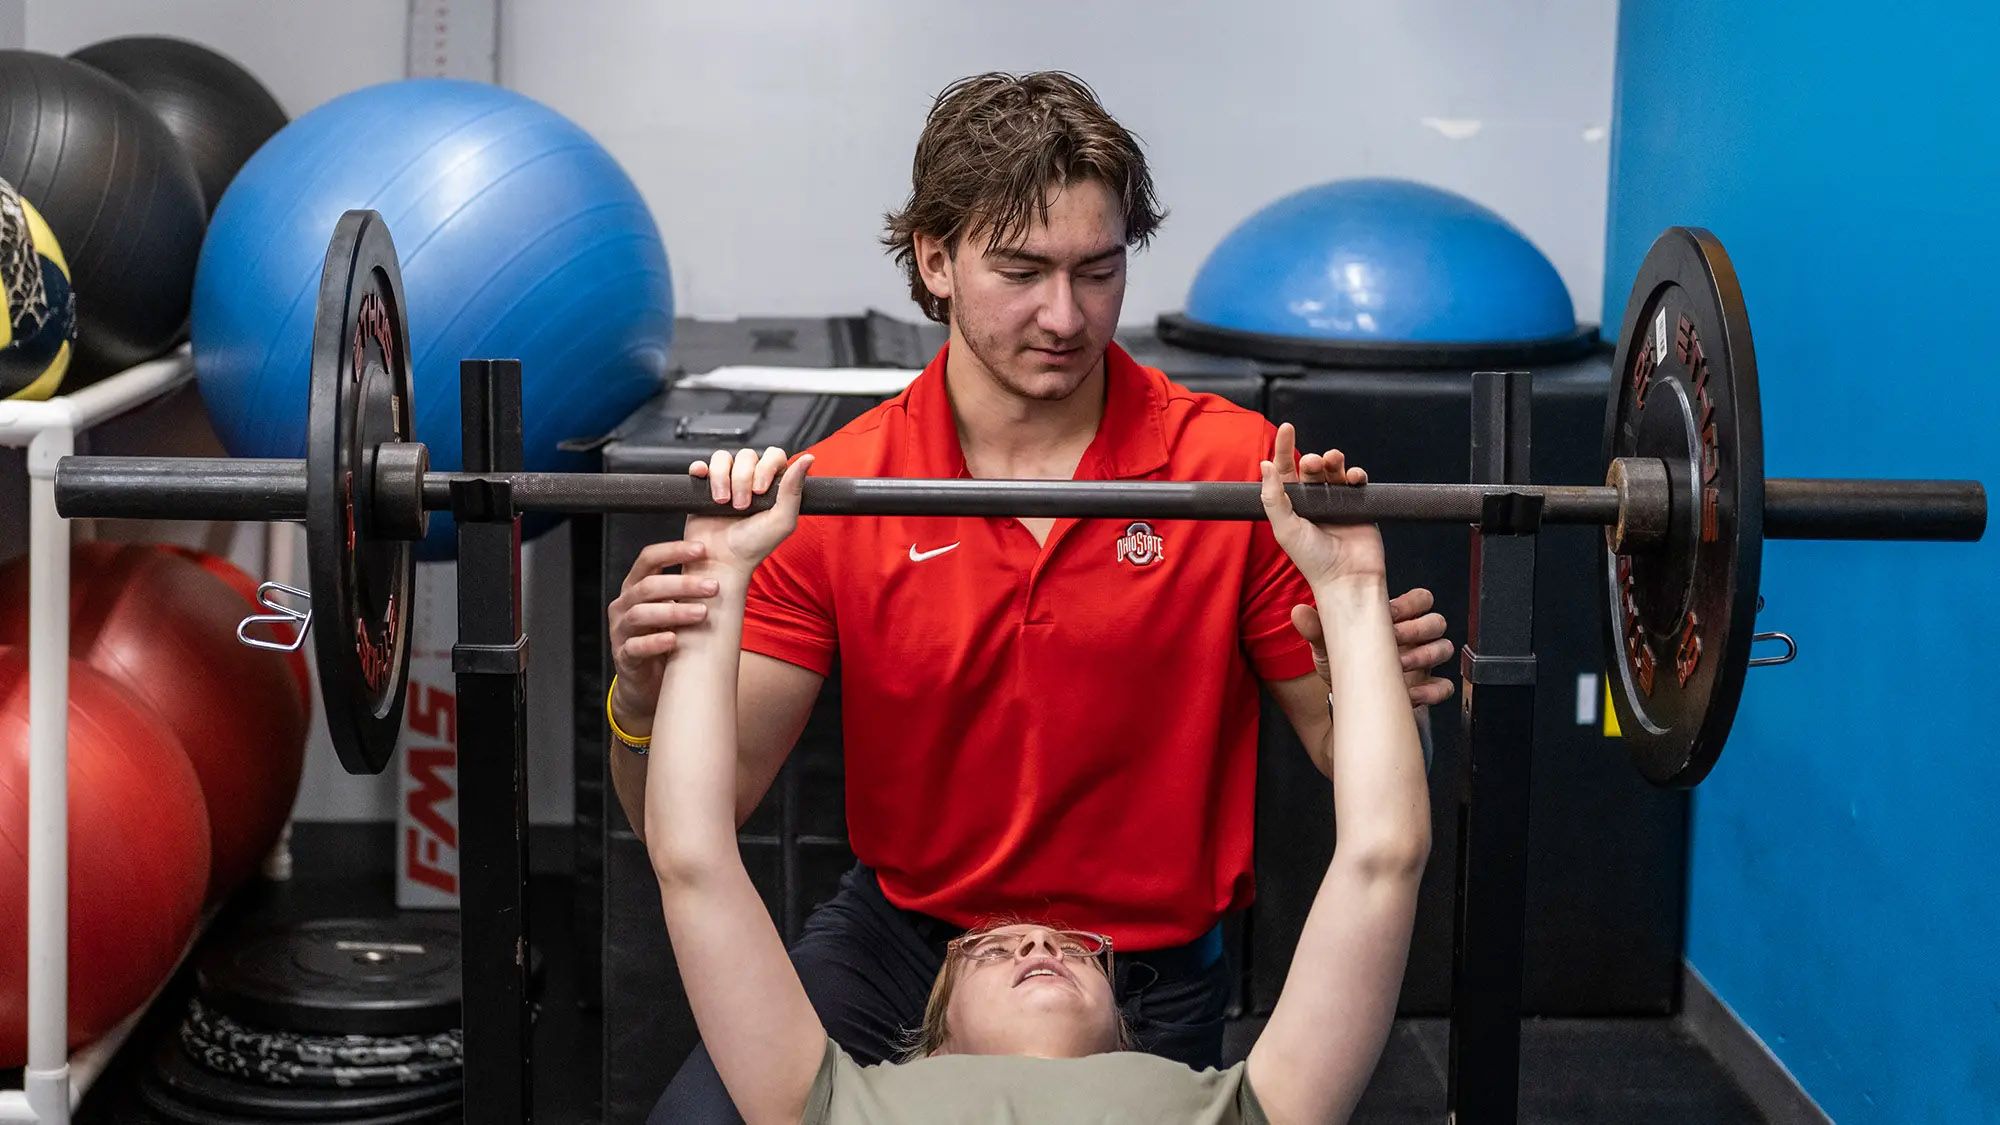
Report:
0,51,206,382
69,36,288,217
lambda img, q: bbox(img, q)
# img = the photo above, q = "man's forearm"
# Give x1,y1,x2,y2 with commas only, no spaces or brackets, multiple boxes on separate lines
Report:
607,666,659,843
1414,704,1434,773
610,673,656,741
609,740,651,844
611,650,820,843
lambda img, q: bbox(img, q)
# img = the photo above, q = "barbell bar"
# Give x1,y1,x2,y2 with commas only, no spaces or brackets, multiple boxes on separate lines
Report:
52,455,1984,541
46,212,1990,786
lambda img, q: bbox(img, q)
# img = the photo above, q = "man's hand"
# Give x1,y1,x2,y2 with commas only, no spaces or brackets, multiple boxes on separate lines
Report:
606,445,801,736
609,540,723,736
1290,592,1455,708
1267,422,1455,708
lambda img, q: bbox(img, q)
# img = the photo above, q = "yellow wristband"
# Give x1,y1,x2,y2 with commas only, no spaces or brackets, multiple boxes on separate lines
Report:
606,674,651,752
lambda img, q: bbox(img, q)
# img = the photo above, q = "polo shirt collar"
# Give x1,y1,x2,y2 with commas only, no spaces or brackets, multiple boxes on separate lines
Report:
901,340,1170,481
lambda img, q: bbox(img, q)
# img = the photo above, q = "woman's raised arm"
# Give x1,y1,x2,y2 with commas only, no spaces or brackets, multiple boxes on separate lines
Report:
645,450,828,1125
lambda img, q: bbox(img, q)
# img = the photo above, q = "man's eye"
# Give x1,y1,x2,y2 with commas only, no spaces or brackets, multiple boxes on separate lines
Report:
1000,270,1037,283
1080,271,1117,283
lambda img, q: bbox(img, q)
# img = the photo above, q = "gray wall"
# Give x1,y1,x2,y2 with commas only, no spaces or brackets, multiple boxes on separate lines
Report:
9,0,1617,824
26,0,409,114
503,0,1618,324
31,0,1617,323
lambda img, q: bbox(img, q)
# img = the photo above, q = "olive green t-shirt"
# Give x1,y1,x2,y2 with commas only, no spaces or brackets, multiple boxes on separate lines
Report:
801,1038,1270,1124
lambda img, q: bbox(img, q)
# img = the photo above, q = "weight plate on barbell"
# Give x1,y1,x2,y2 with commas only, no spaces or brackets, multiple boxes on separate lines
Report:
1601,227,1764,787
307,210,415,775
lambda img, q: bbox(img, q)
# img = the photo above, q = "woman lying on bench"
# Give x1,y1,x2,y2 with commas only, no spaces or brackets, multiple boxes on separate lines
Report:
644,428,1432,1124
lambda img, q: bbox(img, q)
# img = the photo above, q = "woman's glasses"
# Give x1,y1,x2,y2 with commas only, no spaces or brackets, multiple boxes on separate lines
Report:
947,927,1115,970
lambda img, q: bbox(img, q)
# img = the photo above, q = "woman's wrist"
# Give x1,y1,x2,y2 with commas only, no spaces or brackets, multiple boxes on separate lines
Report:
683,558,755,590
1311,572,1390,605
1311,574,1395,681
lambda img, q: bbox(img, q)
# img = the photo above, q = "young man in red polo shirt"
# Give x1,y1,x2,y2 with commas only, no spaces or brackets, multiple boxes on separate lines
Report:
609,72,1453,1121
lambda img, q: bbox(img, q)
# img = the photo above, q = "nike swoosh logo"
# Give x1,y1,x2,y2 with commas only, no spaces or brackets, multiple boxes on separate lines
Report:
908,542,961,562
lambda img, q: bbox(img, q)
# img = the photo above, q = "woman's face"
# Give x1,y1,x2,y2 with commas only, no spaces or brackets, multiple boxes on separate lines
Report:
940,924,1121,1058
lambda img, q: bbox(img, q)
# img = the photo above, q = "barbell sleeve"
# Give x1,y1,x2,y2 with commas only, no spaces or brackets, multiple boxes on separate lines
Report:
55,457,308,522
1763,478,1987,541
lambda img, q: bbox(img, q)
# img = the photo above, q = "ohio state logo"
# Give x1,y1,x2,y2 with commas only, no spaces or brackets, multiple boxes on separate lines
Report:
1115,521,1165,567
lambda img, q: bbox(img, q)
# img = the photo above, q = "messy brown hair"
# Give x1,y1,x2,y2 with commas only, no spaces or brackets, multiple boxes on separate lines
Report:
882,71,1166,324
900,916,1133,1061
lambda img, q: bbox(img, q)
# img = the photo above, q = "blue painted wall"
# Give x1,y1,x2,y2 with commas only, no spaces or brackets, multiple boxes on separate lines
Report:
1605,4,2000,1121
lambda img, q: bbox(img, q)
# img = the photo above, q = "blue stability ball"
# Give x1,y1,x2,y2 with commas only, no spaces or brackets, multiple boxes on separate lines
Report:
1173,178,1577,354
193,79,672,556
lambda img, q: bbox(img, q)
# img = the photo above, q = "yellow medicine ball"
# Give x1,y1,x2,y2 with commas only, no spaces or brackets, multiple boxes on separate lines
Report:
0,178,76,401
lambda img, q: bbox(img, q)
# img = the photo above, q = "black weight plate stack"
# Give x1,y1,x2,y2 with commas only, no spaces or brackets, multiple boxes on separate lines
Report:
139,916,465,1123
178,1002,462,1089
196,917,460,1037
140,1038,461,1124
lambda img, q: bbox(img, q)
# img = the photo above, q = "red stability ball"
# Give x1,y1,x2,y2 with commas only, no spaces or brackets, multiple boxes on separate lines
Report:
0,542,307,901
0,647,211,1064
154,544,313,716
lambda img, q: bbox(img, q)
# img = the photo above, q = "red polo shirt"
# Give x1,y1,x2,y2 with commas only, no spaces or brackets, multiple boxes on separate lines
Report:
742,342,1316,950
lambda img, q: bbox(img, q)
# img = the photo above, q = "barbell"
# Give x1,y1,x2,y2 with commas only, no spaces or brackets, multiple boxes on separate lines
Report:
51,211,1986,785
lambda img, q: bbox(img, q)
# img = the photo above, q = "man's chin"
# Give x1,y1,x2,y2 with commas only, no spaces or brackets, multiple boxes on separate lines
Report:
1003,361,1093,400
1008,380,1082,403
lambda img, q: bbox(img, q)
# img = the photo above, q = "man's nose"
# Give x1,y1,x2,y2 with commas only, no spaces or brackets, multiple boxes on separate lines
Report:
1037,276,1084,337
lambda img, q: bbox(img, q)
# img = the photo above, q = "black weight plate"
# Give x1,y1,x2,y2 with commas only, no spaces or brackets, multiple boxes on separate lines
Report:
184,997,462,1073
180,1024,461,1089
140,1084,456,1125
146,1039,461,1122
197,917,461,1038
308,209,415,775
140,1087,458,1125
1601,227,1764,787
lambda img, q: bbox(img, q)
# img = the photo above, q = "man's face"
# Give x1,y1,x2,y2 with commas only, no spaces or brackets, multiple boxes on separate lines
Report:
918,179,1127,403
